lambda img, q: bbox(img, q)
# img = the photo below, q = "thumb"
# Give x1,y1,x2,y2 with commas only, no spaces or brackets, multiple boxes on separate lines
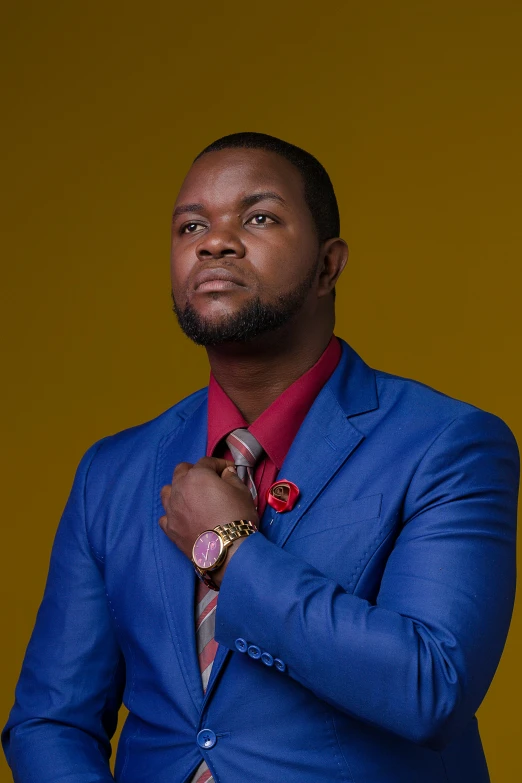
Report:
220,465,244,486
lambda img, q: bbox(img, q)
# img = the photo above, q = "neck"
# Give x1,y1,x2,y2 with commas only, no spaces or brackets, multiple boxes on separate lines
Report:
206,321,334,423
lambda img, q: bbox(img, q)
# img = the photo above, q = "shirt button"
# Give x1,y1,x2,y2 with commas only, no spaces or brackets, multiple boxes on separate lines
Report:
235,638,248,653
197,729,217,749
261,652,274,667
247,644,261,659
274,658,286,672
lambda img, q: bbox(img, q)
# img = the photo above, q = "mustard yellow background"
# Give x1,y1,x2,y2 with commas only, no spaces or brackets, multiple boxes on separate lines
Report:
2,1,521,780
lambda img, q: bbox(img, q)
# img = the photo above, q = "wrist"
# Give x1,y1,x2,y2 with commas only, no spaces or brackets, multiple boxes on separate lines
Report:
192,519,257,591
211,537,245,588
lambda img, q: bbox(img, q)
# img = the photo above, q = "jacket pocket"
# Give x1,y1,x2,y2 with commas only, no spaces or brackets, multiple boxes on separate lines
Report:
290,493,382,541
284,494,392,593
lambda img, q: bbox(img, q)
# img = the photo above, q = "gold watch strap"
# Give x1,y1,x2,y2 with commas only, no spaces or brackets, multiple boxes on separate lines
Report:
214,519,257,547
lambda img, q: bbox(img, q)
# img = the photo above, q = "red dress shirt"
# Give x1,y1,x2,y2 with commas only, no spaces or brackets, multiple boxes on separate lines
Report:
206,336,342,517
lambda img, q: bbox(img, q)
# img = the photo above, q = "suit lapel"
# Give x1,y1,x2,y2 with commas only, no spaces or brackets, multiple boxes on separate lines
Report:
261,340,379,547
261,387,364,546
152,393,208,713
202,634,231,704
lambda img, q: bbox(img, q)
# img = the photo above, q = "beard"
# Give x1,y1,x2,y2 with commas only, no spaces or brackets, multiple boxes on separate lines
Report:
171,263,318,347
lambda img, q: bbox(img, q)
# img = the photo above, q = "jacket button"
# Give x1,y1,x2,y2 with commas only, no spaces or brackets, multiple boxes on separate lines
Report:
261,652,274,667
197,729,217,749
274,658,286,672
235,638,248,653
247,644,261,659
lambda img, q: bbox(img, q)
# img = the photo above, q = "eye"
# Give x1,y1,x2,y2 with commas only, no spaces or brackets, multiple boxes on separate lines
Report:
246,213,276,227
181,221,206,234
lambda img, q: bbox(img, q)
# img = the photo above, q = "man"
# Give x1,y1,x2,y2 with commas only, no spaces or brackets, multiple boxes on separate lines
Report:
3,132,519,783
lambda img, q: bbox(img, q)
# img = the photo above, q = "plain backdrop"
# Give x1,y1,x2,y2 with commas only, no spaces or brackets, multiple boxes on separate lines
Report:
1,1,521,780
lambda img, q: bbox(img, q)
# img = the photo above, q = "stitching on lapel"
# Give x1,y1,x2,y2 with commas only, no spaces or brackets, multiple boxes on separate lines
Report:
152,419,202,714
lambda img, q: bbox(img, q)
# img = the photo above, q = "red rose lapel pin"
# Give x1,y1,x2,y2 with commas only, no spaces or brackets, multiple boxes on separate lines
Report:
266,480,300,512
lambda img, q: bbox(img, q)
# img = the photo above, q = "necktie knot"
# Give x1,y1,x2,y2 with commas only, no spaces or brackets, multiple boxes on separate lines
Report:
225,428,264,469
225,429,263,508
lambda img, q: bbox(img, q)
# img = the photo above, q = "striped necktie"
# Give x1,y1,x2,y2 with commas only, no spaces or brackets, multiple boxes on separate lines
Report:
192,429,263,783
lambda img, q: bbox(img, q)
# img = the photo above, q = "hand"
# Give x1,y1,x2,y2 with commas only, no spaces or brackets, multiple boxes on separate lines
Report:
159,457,259,571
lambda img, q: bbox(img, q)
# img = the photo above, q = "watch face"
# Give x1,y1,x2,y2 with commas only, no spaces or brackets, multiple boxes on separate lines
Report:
193,531,223,570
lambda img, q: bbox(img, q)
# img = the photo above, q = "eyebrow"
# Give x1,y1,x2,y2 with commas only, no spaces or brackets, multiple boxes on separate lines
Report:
172,191,288,221
238,191,288,209
172,202,205,219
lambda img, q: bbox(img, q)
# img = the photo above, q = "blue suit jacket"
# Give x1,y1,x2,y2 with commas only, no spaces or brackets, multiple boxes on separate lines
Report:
3,340,519,783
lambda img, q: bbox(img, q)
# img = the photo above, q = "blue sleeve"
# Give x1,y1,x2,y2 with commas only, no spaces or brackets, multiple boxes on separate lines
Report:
215,410,519,750
2,441,124,782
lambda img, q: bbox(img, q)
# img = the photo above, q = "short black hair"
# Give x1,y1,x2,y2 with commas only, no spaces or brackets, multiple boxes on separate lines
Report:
194,132,340,244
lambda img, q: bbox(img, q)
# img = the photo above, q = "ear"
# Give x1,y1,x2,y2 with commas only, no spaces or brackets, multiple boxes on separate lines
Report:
316,237,349,297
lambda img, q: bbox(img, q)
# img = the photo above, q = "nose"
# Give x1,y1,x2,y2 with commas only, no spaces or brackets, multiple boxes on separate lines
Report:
196,227,246,261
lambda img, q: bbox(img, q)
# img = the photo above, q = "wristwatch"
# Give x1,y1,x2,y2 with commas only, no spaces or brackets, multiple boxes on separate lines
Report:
192,520,257,591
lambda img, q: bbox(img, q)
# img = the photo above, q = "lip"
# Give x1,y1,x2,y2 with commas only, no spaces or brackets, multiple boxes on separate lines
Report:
193,267,247,292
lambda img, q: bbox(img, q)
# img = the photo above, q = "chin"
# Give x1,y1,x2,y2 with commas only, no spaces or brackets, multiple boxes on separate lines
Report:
191,308,244,333
173,288,303,347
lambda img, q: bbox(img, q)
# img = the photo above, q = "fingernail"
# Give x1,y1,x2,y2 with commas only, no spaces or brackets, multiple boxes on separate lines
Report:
226,466,237,474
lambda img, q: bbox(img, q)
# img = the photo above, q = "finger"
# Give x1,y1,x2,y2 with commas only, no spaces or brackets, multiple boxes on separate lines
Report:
220,465,248,488
172,462,193,482
194,456,236,475
158,515,168,532
160,484,172,512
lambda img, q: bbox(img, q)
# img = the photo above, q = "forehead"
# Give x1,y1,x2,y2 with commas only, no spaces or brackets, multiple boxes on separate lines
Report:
175,148,307,211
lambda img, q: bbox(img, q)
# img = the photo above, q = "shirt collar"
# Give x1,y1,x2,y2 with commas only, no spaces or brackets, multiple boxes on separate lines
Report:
207,336,342,468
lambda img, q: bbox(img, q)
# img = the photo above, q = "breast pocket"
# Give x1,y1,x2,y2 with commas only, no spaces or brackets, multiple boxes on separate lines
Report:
284,493,390,592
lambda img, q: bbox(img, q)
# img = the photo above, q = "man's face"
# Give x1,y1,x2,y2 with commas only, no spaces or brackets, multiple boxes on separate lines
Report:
170,148,322,346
